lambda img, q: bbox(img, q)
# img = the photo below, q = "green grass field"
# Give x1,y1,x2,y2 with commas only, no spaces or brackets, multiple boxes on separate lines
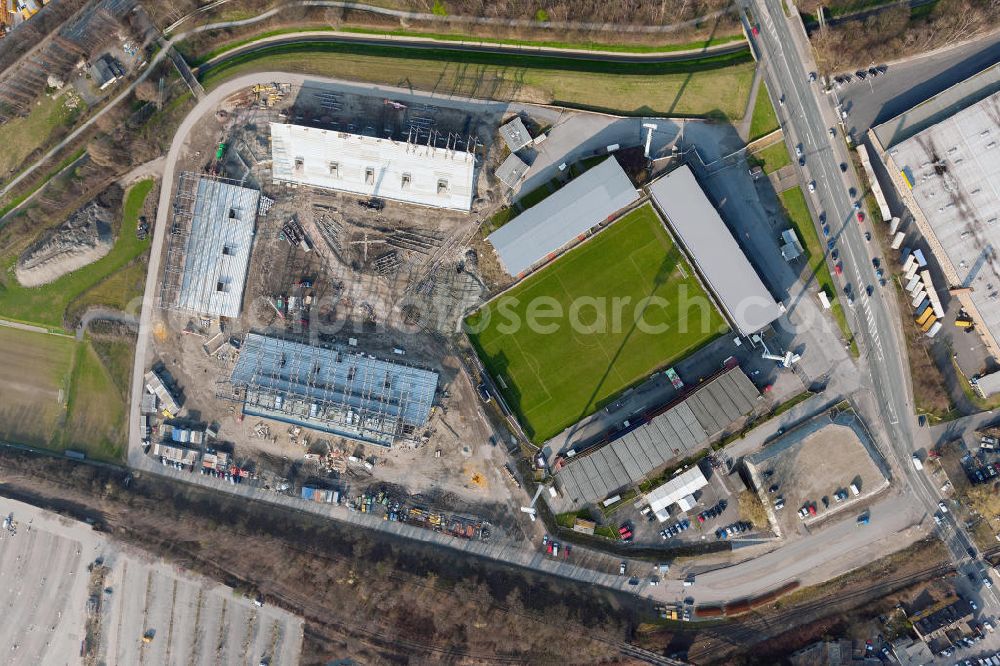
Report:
200,42,756,120
0,93,81,182
0,327,125,461
752,140,792,173
0,178,154,328
185,25,748,64
467,204,727,442
748,81,780,141
779,186,855,349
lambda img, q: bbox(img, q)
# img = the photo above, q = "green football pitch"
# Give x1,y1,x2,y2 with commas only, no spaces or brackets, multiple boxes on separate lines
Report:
467,203,728,443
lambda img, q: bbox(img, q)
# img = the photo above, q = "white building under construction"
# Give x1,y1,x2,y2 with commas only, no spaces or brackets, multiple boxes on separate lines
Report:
159,174,261,319
269,122,476,211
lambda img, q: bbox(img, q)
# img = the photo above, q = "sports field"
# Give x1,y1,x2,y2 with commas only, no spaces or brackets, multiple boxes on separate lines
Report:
467,204,728,442
0,326,127,461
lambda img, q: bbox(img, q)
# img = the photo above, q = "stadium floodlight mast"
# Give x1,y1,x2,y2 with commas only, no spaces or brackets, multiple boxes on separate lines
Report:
642,123,658,158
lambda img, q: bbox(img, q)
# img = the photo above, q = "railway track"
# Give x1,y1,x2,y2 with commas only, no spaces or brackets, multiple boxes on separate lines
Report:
687,561,954,662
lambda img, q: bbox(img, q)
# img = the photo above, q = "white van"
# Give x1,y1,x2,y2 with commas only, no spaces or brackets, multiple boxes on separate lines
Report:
849,483,860,496
912,454,924,471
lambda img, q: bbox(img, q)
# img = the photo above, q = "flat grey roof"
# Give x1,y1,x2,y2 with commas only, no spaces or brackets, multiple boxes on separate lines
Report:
176,178,260,318
873,62,1000,150
887,90,1000,347
487,158,639,276
648,165,783,336
495,152,528,189
499,117,532,152
556,366,758,504
229,333,438,447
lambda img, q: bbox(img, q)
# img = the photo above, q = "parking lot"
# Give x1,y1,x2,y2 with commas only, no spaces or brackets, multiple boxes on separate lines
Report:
0,498,303,666
744,411,890,537
616,461,748,546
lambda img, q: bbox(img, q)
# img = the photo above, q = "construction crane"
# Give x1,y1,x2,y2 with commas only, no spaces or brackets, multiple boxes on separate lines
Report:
762,350,801,368
520,484,547,522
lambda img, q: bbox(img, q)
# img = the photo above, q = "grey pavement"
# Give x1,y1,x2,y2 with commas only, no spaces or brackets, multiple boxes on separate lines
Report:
837,28,1000,140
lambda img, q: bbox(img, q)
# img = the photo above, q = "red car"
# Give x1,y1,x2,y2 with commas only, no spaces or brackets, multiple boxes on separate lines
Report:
808,504,817,516
834,263,843,276
857,211,865,223
751,25,759,36
546,542,553,555
620,530,633,541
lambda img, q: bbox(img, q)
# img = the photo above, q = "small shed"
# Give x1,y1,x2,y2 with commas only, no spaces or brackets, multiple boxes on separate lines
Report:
499,116,532,152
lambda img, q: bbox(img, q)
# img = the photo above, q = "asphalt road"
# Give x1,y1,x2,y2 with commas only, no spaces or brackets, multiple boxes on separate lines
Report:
747,0,1000,614
197,30,750,73
837,28,1000,138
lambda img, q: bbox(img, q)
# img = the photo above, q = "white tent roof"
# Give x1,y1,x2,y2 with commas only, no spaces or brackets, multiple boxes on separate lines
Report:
270,123,475,211
646,466,708,521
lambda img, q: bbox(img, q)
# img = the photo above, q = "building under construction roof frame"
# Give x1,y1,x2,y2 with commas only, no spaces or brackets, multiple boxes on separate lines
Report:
158,172,261,318
224,333,439,447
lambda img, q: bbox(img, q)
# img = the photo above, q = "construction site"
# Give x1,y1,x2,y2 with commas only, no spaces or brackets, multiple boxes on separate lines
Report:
146,79,517,517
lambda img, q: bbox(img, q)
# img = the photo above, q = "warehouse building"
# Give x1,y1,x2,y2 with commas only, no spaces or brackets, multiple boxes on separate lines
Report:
556,365,759,505
872,75,1000,358
487,157,639,277
226,333,439,447
649,165,783,336
269,122,476,211
160,174,260,318
645,466,709,522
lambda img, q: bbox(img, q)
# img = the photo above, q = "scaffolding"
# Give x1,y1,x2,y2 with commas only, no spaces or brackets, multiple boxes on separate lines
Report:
158,172,261,317
221,333,438,447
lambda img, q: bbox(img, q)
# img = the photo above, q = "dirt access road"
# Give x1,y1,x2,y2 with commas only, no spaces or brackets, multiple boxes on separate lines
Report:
0,496,302,666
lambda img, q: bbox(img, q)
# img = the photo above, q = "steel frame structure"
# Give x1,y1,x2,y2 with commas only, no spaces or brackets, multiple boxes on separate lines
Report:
221,333,438,447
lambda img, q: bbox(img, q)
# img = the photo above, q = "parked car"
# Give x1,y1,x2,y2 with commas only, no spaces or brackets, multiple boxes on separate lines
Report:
619,561,626,575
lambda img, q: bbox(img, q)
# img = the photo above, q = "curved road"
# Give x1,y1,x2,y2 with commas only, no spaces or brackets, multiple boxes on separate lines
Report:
0,4,747,202
166,0,736,36
196,30,750,72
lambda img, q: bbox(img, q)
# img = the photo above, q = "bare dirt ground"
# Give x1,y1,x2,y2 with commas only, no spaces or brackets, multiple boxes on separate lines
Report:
148,82,515,508
745,414,890,536
16,197,116,287
0,496,303,666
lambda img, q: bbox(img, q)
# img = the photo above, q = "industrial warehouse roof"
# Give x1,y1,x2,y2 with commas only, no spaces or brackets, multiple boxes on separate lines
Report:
645,466,709,521
229,334,439,447
487,158,639,276
175,178,259,318
495,153,528,189
556,366,758,504
649,166,783,336
269,122,475,211
886,91,1000,350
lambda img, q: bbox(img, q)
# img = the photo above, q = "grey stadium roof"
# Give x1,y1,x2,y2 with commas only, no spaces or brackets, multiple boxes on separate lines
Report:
487,157,639,276
229,333,439,447
886,90,1000,351
649,165,783,336
556,366,758,504
176,178,260,318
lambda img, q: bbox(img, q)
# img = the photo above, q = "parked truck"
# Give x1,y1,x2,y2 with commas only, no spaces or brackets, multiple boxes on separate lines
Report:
912,454,924,471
